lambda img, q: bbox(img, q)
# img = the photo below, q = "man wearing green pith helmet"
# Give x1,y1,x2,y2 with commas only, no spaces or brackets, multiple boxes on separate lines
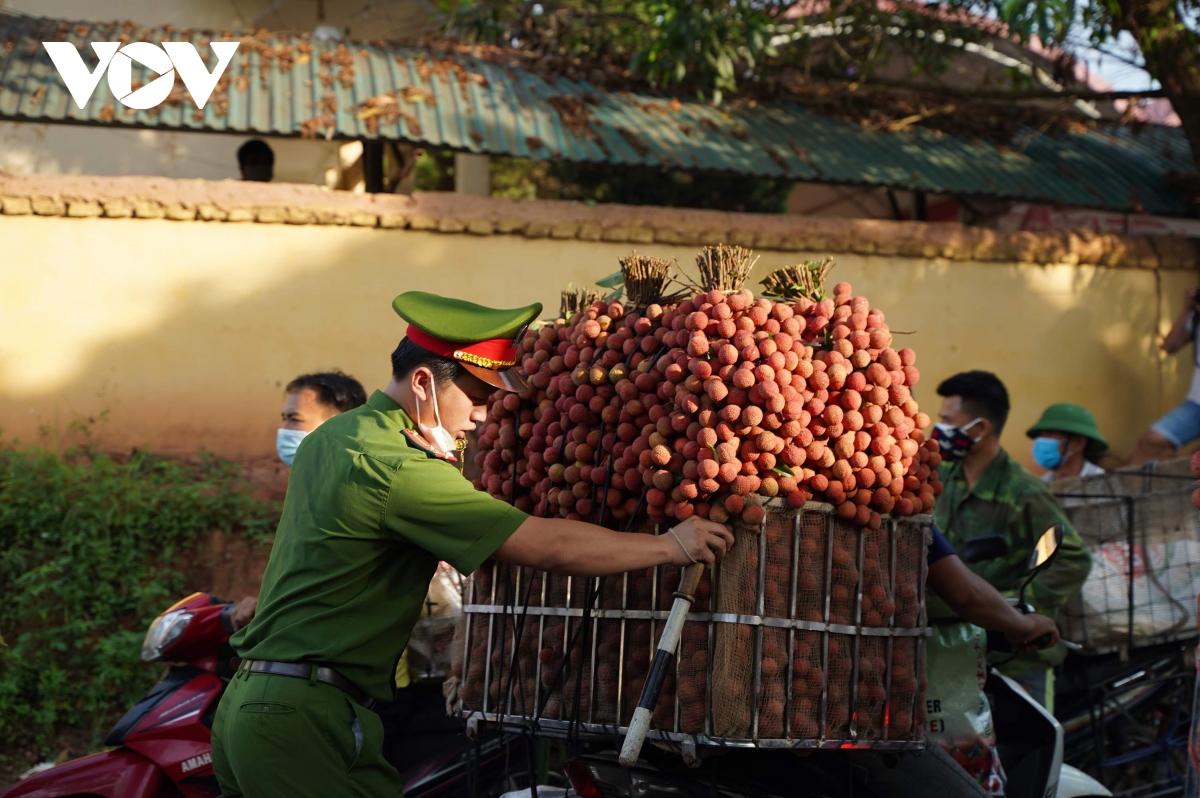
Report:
210,291,735,797
1027,403,1111,484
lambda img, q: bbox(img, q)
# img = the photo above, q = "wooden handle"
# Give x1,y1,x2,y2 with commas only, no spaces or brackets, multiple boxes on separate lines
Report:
619,562,705,767
675,561,705,600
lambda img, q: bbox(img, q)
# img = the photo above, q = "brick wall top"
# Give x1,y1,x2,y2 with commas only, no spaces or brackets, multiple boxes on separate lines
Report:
1,173,1196,269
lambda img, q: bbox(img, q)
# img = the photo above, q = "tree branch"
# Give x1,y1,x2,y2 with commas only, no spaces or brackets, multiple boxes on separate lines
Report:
855,76,1167,100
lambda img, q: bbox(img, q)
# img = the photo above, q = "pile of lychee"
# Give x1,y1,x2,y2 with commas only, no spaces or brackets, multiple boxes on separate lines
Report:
474,281,942,529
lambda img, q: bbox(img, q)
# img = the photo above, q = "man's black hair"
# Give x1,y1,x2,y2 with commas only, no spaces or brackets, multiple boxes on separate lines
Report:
936,370,1010,434
238,138,274,167
390,338,462,385
286,371,367,413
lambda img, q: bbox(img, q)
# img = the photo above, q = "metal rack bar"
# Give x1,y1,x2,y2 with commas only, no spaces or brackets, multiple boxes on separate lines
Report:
561,575,573,721
616,570,628,726
534,571,547,717
482,560,499,715
587,576,599,724
911,525,929,739
785,512,801,740
820,512,834,737
706,559,718,739
848,524,866,741
460,711,928,751
503,566,523,716
751,513,767,739
882,519,897,741
459,565,476,715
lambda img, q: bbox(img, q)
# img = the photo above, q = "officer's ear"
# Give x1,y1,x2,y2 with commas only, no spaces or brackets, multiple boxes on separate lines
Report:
409,366,435,403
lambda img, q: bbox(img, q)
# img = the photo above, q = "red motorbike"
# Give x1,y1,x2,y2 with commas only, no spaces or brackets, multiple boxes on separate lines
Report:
4,593,530,798
4,593,232,798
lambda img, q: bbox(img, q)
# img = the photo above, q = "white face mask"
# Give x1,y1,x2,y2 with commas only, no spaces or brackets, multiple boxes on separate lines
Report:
414,376,457,455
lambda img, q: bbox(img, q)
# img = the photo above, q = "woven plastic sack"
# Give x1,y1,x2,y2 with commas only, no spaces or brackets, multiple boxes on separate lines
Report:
925,620,1006,797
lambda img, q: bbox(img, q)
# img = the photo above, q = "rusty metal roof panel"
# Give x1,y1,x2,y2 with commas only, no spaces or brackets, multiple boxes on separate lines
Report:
0,12,1192,216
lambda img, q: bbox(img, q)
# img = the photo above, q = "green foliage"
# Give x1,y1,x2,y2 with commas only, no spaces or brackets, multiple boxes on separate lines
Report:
440,0,778,100
493,157,794,213
437,0,990,99
413,148,793,212
413,148,458,193
0,445,280,756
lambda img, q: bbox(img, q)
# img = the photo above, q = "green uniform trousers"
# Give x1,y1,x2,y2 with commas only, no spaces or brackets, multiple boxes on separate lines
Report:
212,668,404,797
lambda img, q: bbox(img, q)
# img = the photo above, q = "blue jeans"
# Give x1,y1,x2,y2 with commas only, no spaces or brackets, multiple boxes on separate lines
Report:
1151,399,1200,448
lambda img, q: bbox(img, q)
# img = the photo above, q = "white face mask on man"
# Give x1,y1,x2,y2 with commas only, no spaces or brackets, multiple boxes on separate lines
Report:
414,376,457,455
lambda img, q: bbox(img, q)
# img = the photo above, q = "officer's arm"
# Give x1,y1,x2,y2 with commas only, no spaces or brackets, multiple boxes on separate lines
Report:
492,515,735,576
1021,495,1091,614
929,554,1057,647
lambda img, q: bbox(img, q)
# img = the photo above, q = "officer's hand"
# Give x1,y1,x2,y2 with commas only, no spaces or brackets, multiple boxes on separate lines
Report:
668,517,735,566
231,596,258,631
1008,613,1059,652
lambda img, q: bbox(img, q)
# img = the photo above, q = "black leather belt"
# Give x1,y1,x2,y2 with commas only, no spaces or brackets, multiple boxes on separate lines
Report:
238,659,377,711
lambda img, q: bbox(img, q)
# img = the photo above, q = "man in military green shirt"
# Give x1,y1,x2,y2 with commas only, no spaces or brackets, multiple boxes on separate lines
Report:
931,371,1091,709
211,291,734,797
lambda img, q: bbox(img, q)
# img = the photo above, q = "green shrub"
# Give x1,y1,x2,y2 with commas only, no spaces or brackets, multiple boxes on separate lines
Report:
0,446,280,755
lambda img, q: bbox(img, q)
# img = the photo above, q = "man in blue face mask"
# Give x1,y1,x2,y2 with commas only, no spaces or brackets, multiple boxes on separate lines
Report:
1026,403,1110,485
930,371,1091,711
277,371,368,466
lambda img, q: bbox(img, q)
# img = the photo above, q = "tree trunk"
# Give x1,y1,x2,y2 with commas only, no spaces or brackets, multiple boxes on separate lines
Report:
1117,0,1200,176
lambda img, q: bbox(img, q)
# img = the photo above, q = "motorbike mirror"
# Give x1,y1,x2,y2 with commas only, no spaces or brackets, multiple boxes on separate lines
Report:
1028,524,1063,572
1017,523,1064,608
960,535,1009,564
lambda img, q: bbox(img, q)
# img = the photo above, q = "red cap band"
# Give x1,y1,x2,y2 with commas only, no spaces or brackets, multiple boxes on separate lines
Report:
405,326,522,371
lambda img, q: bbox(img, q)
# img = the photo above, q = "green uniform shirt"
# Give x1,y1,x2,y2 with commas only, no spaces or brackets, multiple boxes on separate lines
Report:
934,449,1092,672
233,391,528,702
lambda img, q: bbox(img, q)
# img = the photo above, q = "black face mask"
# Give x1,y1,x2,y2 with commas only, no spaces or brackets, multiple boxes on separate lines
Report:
931,418,983,462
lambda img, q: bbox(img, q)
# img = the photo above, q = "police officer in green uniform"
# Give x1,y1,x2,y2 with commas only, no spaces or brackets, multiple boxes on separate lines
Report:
211,291,735,797
930,371,1091,710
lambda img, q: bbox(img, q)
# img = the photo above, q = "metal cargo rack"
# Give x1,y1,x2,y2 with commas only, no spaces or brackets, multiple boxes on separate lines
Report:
1051,457,1200,797
455,506,933,753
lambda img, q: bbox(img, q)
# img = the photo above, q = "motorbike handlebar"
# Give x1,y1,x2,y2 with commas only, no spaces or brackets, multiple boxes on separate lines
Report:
1028,633,1082,652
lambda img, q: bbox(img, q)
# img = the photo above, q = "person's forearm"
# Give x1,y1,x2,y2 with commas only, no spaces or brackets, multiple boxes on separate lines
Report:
494,517,676,576
946,581,1030,635
1162,306,1193,353
929,558,1032,637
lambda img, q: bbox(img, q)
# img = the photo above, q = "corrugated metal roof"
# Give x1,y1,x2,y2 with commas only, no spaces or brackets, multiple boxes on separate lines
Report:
0,13,1193,216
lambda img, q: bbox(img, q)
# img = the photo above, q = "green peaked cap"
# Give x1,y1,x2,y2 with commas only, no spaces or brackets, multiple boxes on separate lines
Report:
392,291,542,391
1026,403,1109,455
392,291,542,343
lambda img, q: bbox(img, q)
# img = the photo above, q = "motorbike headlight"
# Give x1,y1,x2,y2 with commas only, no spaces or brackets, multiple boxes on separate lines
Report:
141,609,193,662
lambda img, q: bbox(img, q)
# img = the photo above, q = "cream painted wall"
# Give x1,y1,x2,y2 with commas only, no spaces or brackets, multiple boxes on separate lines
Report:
0,214,1188,470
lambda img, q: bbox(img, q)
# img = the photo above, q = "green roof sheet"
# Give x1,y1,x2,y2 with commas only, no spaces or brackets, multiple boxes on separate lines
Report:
1,13,1193,216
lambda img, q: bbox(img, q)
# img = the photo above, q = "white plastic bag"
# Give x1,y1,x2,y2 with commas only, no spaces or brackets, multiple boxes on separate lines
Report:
408,562,465,681
1077,540,1199,646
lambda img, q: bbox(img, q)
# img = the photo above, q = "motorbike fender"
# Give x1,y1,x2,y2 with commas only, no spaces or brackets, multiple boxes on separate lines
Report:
1055,764,1112,798
0,748,170,798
